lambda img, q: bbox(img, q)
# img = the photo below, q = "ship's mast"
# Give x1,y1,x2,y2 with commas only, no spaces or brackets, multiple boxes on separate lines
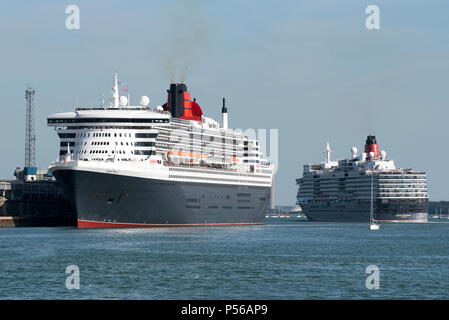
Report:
325,142,331,163
113,72,119,108
222,98,228,130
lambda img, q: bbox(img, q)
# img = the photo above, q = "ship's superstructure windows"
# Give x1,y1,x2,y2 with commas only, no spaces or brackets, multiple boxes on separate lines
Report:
60,141,75,147
47,74,273,199
136,133,158,138
135,142,155,147
134,150,156,156
242,139,261,164
57,133,76,138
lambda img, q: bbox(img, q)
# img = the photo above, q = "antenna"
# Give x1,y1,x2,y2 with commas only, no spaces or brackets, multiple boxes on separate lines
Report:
324,142,331,163
100,93,105,108
118,79,130,107
25,87,36,168
113,72,119,108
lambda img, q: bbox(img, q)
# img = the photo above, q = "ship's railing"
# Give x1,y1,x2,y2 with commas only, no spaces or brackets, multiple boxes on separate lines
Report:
163,161,239,172
74,107,171,116
163,161,272,175
375,170,426,174
76,107,144,111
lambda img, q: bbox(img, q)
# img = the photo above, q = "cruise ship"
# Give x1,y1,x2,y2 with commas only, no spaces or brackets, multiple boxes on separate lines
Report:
296,135,428,222
47,73,273,228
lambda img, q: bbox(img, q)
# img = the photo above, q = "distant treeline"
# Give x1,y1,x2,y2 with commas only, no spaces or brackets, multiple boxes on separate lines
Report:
429,201,449,214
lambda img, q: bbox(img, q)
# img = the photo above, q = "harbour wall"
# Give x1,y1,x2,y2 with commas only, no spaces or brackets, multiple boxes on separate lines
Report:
0,180,76,227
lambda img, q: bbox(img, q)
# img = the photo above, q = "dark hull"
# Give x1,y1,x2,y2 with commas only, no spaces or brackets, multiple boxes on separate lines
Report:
52,169,271,228
302,199,428,222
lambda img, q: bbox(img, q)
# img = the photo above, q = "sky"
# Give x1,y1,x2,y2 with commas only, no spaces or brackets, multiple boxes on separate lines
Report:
0,0,448,204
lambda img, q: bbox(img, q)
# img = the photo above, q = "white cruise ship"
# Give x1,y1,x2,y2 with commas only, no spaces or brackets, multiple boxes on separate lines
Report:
296,135,428,222
47,73,273,228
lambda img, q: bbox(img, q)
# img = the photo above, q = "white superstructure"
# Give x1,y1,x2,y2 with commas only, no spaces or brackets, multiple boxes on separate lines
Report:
48,73,273,188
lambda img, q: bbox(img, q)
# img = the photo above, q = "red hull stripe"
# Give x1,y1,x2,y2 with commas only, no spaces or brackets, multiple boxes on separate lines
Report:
77,219,264,228
377,220,427,223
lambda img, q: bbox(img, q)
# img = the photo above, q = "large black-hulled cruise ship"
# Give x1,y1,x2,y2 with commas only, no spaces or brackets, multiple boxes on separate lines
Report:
296,136,428,222
47,73,273,228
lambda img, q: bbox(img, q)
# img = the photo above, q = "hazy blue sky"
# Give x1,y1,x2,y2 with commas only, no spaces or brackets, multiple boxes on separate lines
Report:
1,1,448,204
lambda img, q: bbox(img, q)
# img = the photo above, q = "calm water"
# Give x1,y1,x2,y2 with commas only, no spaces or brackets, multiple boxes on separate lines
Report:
1,219,449,299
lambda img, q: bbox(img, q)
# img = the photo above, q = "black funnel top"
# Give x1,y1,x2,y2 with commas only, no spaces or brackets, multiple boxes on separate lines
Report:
168,83,187,118
366,135,377,145
222,97,227,113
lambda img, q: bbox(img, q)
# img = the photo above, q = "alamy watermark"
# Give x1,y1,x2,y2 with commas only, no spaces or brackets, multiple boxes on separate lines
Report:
365,265,380,289
365,5,380,30
65,5,80,30
65,265,80,290
235,128,279,174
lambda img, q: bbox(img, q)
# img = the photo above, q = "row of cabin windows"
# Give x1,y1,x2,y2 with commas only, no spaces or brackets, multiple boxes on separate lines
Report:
91,141,135,146
58,133,76,138
62,141,134,147
60,142,75,147
243,141,258,146
244,146,259,150
60,149,155,156
63,141,155,147
188,134,237,145
60,132,157,138
134,150,156,155
59,132,242,145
